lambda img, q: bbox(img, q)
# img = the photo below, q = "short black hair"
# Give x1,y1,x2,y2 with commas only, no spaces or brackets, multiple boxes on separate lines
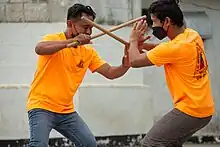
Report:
149,0,184,27
67,3,96,20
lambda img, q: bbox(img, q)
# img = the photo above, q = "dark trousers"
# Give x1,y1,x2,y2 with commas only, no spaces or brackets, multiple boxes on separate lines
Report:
141,108,212,147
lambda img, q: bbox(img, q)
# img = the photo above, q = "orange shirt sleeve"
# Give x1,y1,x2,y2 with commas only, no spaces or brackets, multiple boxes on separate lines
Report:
147,42,180,67
88,49,106,72
40,34,59,42
38,34,60,58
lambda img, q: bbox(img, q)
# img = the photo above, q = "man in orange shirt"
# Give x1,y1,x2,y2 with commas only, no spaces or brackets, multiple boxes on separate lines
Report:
26,4,130,147
128,0,215,146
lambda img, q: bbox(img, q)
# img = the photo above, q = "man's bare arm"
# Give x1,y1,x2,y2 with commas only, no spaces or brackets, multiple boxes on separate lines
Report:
142,43,158,51
35,34,91,55
94,63,129,80
129,41,154,68
35,40,74,55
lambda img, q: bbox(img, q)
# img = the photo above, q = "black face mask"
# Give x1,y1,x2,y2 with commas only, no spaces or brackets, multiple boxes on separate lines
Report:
152,26,167,40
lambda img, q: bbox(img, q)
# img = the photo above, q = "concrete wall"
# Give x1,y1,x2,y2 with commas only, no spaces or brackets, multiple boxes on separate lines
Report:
0,0,133,24
0,0,220,140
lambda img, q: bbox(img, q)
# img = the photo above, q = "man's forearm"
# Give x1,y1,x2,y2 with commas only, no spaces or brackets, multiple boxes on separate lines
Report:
107,65,130,79
35,40,74,55
128,40,154,68
129,40,140,63
142,43,158,51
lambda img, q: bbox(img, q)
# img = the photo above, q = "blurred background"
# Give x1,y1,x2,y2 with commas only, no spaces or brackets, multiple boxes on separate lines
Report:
0,0,220,146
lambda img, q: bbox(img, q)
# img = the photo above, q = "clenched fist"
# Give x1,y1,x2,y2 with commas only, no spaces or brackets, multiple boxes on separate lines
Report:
74,34,91,45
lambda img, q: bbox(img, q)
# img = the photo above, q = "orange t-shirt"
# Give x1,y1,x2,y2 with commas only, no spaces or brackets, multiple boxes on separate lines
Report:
147,28,215,118
27,32,106,113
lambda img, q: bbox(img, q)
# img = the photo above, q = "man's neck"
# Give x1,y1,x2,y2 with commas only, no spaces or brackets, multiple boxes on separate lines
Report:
169,26,185,40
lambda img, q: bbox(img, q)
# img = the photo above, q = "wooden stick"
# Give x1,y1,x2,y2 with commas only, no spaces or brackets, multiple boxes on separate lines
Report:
67,15,146,48
82,16,128,45
92,15,146,39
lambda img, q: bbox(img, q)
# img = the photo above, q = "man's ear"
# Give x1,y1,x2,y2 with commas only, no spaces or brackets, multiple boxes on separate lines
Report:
164,17,172,27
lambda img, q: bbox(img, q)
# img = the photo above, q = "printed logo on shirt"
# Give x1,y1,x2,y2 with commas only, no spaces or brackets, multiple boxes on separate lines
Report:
194,42,208,80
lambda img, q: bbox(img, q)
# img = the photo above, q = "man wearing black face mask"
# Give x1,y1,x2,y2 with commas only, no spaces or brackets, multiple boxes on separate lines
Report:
128,0,215,147
152,22,169,40
26,3,131,147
